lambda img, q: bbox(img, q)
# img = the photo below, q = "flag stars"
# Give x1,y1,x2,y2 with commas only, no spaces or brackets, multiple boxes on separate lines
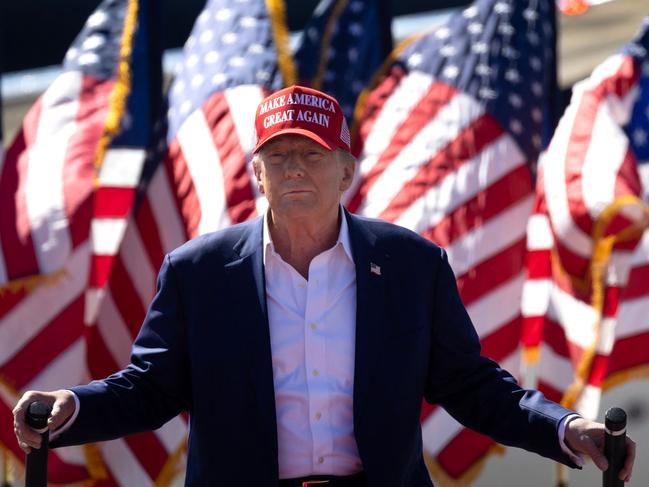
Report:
350,1,364,13
191,74,204,88
180,100,192,115
505,69,521,83
308,27,319,42
472,42,488,54
463,6,479,18
82,34,106,51
479,87,497,100
222,32,238,44
532,135,542,149
527,31,540,46
348,48,359,62
212,72,227,85
86,10,108,28
248,43,264,54
435,27,451,40
634,128,648,147
408,52,423,68
185,36,196,49
78,52,100,66
532,108,543,123
494,2,512,14
349,23,363,36
240,16,258,28
530,56,542,71
443,65,460,79
352,81,365,93
215,8,232,21
510,119,523,134
440,45,456,57
66,47,79,61
186,54,199,68
476,63,492,76
468,22,483,35
498,23,515,36
502,46,519,59
256,70,271,82
508,93,522,108
229,56,246,67
531,82,543,96
197,9,210,24
205,50,220,63
200,30,214,44
173,80,186,94
523,8,539,22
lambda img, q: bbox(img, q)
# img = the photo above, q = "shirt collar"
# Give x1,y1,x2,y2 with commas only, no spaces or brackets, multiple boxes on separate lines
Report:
263,206,354,266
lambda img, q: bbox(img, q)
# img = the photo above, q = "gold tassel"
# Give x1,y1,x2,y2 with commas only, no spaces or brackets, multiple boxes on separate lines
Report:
154,436,188,487
266,0,296,86
92,0,139,180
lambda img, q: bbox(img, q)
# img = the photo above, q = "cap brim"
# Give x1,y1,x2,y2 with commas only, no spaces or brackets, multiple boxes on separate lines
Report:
253,128,336,153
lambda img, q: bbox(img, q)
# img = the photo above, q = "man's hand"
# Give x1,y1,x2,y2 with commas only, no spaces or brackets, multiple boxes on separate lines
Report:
565,416,636,482
13,389,75,453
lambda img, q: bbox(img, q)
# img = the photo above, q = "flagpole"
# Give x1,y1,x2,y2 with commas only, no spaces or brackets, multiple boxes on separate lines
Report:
555,463,569,487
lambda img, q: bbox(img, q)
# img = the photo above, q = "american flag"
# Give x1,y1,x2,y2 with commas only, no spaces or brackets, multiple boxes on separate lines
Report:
0,0,175,484
521,17,649,421
293,0,393,122
81,0,296,483
165,0,291,237
345,0,559,483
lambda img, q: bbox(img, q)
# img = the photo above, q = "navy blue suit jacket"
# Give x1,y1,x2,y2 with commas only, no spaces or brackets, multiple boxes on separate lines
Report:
54,211,577,486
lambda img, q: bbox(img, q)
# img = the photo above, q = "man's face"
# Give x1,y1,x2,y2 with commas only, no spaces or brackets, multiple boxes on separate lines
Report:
253,135,354,222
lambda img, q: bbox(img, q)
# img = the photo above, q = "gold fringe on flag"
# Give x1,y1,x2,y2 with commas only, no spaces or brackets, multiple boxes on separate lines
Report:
93,0,139,178
266,0,296,87
82,444,110,481
154,436,188,487
557,195,649,410
0,269,67,297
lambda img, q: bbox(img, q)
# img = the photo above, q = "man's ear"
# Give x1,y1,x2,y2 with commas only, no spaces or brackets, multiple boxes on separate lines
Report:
252,157,264,194
338,152,356,192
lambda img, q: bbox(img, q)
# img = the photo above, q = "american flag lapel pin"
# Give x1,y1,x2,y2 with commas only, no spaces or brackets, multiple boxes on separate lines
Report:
370,262,381,276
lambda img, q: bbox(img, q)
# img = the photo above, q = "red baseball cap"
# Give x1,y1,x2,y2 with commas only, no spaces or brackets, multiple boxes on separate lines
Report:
253,85,351,153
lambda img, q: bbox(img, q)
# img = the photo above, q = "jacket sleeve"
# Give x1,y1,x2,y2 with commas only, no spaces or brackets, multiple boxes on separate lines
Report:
423,249,580,468
52,254,191,446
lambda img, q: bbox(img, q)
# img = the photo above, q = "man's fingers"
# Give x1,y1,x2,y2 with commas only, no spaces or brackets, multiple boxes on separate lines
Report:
582,436,609,471
619,438,636,481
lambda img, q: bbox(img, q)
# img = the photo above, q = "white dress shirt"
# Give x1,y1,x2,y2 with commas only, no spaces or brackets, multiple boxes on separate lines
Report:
263,212,362,479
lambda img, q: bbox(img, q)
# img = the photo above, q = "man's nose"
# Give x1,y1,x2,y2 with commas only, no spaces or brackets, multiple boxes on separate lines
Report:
285,155,304,176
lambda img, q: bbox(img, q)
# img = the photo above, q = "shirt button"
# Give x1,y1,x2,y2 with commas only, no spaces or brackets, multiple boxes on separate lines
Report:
312,369,320,377
315,412,322,420
298,283,305,288
318,456,324,464
310,323,317,331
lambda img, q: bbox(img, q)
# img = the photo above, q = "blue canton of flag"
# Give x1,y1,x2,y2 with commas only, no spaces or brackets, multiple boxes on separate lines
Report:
294,0,393,122
398,0,558,162
623,17,649,167
63,0,131,80
167,0,286,142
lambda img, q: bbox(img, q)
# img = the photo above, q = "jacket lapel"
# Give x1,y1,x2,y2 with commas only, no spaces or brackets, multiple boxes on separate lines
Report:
346,211,391,430
224,219,278,461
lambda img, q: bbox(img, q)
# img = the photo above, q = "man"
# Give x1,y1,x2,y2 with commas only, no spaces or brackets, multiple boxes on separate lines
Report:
14,86,635,486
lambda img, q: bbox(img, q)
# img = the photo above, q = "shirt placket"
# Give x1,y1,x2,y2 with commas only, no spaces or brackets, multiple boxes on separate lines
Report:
304,250,333,471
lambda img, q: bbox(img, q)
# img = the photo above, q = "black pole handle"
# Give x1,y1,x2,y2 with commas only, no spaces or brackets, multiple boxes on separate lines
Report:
25,401,51,487
603,407,627,487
